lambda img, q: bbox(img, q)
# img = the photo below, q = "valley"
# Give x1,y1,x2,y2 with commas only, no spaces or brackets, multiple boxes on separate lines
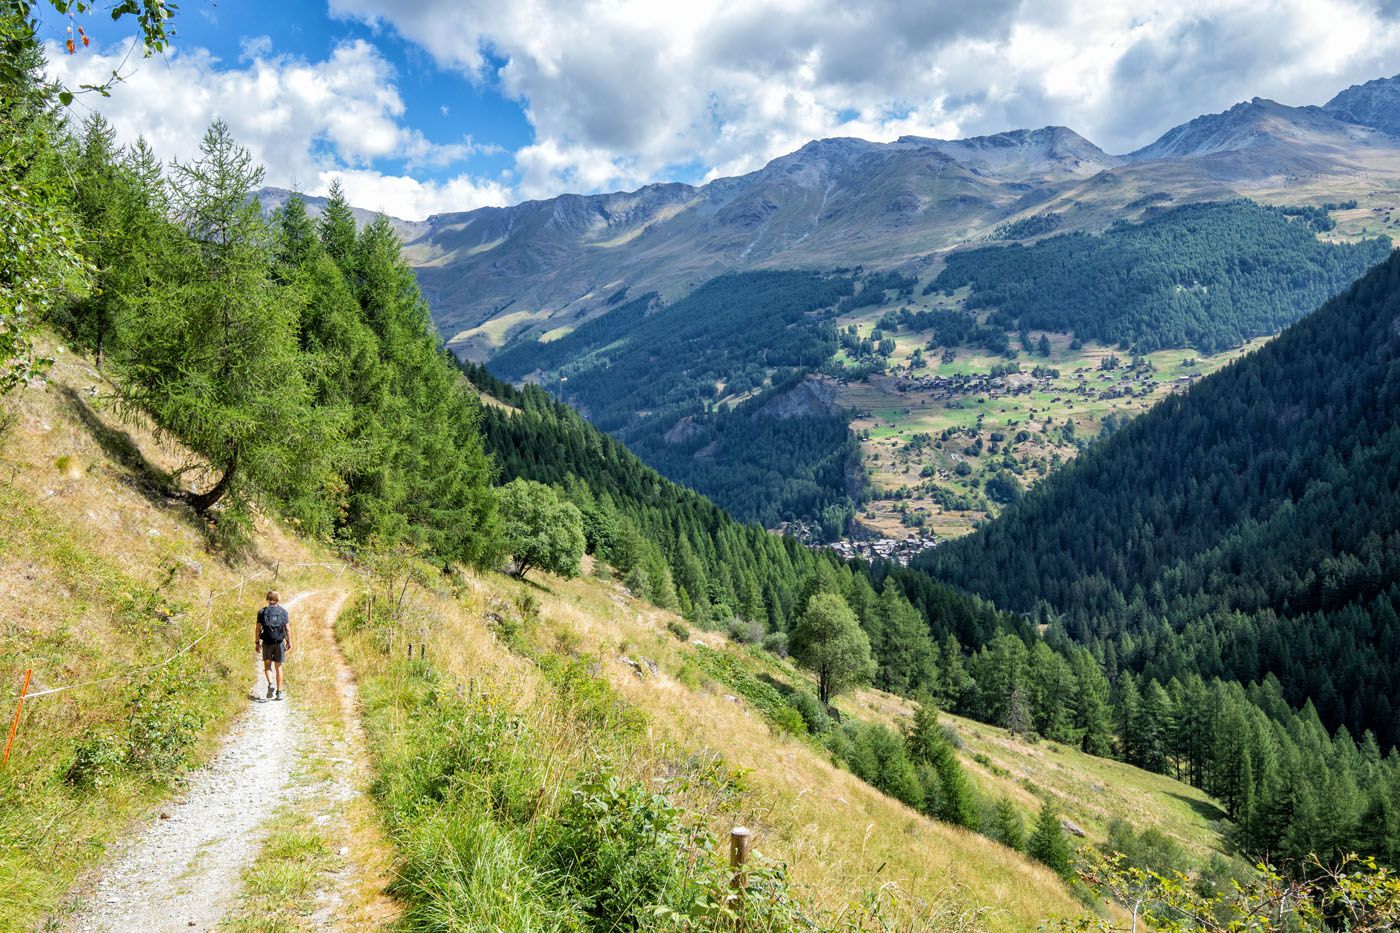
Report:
10,10,1400,927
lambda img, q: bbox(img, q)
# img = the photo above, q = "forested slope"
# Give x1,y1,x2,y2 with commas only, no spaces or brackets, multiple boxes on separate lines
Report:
932,200,1390,353
490,270,861,526
925,248,1400,746
461,363,1022,653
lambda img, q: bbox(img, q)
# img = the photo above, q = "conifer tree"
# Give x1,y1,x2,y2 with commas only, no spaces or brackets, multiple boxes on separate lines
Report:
118,120,337,528
317,178,358,275
989,796,1026,851
1028,799,1073,878
906,699,978,827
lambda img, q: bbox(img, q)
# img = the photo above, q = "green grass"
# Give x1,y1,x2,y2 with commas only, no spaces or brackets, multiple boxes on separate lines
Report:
221,816,335,932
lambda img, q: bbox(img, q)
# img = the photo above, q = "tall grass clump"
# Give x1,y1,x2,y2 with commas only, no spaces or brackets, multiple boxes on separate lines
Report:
355,647,814,931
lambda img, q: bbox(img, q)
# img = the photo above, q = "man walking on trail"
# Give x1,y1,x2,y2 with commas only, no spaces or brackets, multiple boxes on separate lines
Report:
255,591,291,701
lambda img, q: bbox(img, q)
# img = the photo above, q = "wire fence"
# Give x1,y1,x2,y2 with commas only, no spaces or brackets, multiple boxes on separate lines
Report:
12,559,350,703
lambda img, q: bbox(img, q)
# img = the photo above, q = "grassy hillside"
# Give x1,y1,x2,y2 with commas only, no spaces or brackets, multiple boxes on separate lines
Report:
624,611,1233,867
0,338,384,927
337,557,1098,930
2,335,1101,930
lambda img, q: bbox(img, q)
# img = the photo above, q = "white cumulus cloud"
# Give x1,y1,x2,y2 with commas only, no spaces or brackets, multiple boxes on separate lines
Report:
332,0,1400,199
44,37,509,219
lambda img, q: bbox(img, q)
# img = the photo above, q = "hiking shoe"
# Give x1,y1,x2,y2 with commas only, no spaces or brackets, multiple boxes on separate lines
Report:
275,690,284,701
266,683,275,700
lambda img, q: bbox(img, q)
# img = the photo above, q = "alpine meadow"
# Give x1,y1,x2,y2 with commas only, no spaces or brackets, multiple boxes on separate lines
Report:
6,2,1400,931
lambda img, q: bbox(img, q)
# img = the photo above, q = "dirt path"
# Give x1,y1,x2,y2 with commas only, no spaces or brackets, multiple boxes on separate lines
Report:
63,589,389,932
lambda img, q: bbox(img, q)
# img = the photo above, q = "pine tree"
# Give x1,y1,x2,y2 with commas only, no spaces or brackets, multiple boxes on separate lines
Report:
1071,649,1115,755
906,700,977,827
1137,680,1175,774
937,634,974,713
989,796,1026,850
317,177,358,275
1116,672,1143,765
1028,799,1073,878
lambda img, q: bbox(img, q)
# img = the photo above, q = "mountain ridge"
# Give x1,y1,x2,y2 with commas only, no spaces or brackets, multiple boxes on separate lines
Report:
350,73,1400,358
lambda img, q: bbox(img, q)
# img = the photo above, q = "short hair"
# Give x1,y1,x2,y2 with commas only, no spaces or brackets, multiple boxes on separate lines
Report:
266,590,280,603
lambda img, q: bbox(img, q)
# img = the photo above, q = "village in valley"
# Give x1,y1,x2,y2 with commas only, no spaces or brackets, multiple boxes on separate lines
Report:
819,300,1265,543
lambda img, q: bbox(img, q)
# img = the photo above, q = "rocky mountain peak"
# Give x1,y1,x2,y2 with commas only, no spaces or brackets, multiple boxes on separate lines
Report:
1324,73,1400,136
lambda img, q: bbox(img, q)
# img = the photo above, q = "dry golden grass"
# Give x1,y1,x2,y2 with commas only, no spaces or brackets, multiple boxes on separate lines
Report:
839,687,1230,862
433,569,1091,931
0,336,395,930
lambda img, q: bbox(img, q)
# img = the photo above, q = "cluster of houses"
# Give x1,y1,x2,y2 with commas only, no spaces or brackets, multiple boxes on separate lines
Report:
822,533,940,565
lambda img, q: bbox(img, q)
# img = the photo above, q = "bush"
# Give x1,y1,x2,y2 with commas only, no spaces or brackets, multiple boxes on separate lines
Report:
761,631,789,656
726,616,765,644
545,773,697,927
790,689,830,735
1105,818,1185,875
769,704,808,737
64,730,126,789
665,618,690,642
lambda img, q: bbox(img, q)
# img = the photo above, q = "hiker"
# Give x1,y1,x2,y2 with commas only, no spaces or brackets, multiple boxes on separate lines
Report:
255,590,291,701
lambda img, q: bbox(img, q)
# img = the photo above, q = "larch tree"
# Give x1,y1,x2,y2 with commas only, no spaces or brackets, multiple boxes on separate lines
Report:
118,120,338,528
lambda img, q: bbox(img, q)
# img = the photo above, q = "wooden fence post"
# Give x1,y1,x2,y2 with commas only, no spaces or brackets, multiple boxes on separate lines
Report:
3,669,33,769
728,823,750,913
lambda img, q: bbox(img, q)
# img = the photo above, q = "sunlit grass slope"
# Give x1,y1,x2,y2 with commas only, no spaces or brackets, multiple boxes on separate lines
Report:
0,337,354,928
343,559,1092,931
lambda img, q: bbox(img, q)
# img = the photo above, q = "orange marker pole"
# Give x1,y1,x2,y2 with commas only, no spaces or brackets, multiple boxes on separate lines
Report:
2,669,33,769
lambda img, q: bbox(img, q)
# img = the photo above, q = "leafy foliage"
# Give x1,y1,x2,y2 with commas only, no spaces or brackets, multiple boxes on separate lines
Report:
497,478,585,580
788,591,875,704
1061,850,1400,932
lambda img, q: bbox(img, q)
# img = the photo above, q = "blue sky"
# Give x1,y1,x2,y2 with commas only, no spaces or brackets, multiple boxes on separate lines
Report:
40,0,1400,220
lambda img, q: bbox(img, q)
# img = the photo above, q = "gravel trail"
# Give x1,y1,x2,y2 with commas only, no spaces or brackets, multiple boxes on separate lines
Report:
65,592,329,933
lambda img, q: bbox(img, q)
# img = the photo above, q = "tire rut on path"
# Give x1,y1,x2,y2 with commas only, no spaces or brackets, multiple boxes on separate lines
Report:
64,591,340,933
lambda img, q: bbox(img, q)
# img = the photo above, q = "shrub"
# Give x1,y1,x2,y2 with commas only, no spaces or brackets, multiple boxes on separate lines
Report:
64,729,126,789
665,618,690,641
1104,818,1185,875
769,704,807,737
790,689,831,735
545,773,697,927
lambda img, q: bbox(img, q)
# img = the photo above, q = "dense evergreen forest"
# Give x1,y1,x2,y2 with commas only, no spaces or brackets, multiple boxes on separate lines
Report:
3,40,498,565
488,271,862,526
465,344,1400,872
460,362,1016,658
933,200,1391,352
925,249,1400,746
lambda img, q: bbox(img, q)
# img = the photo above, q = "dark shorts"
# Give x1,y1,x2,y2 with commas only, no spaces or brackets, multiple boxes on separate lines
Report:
261,640,286,664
